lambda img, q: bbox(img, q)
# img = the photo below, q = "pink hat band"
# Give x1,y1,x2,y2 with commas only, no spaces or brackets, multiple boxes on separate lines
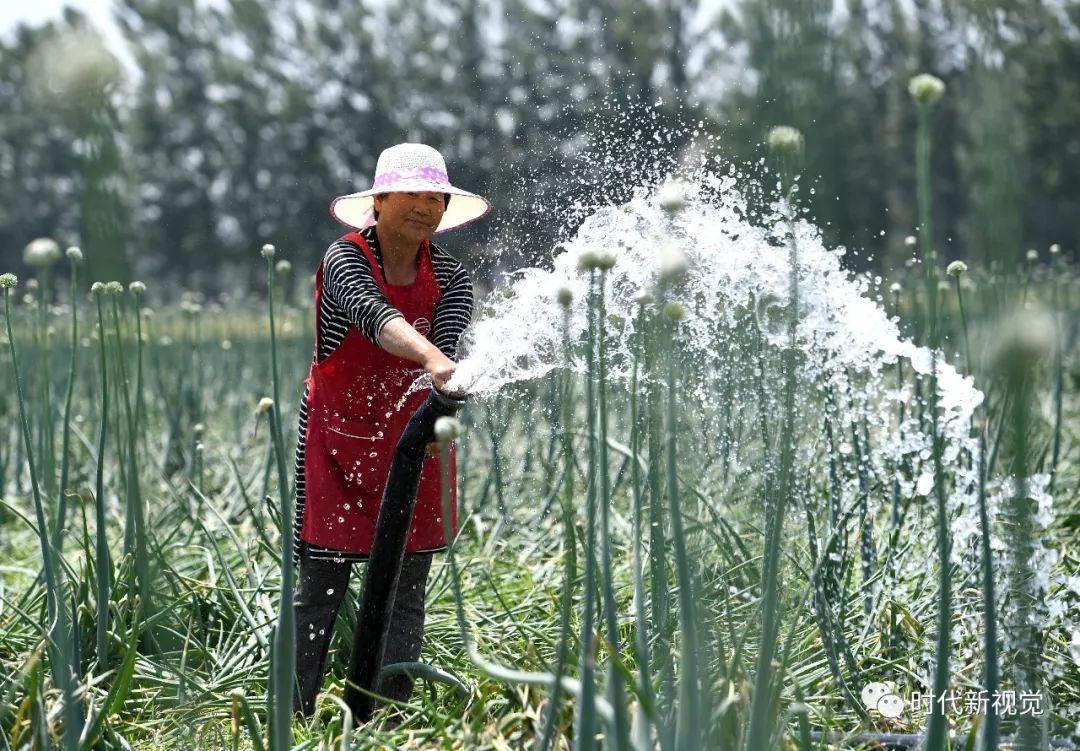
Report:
372,166,449,190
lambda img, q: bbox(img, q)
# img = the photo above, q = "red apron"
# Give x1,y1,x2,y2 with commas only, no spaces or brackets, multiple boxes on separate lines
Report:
300,231,458,554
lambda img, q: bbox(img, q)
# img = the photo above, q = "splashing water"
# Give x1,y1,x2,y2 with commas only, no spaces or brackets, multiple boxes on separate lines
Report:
446,141,1071,697
449,157,1071,667
451,165,980,425
375,85,1080,732
450,159,991,547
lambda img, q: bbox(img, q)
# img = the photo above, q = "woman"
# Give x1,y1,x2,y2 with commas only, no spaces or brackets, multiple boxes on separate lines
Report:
292,142,490,718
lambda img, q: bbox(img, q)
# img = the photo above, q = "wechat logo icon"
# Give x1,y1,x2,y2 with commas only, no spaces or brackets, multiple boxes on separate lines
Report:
862,681,904,719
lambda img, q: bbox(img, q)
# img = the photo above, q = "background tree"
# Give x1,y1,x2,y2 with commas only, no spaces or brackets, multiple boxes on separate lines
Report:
1,0,1077,288
1,12,129,287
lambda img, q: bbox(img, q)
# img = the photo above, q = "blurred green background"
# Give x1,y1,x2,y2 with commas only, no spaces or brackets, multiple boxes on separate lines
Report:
1,0,1077,291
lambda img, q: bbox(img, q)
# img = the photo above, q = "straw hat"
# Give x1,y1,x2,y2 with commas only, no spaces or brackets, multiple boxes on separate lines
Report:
330,143,491,234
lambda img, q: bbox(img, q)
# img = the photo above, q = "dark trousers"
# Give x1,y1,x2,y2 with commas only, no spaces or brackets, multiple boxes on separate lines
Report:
293,543,434,717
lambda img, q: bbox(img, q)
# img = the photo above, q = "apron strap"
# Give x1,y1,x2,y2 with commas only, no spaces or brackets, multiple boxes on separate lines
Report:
312,231,379,357
313,230,434,355
344,231,385,288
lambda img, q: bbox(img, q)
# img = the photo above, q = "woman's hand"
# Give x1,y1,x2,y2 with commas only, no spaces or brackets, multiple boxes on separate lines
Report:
378,318,465,394
424,352,460,395
423,354,461,456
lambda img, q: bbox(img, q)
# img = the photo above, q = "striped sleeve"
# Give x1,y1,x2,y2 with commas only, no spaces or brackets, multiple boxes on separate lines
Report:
322,240,404,347
429,243,474,361
291,385,309,566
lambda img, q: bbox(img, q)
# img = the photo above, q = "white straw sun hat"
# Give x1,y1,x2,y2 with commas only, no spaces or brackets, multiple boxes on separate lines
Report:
330,143,491,234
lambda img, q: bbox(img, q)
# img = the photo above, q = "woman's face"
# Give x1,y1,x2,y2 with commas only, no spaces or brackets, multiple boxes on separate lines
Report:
373,191,447,244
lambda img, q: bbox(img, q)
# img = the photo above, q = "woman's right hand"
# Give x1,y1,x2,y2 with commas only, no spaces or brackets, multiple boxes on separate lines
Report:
424,352,459,395
378,318,462,394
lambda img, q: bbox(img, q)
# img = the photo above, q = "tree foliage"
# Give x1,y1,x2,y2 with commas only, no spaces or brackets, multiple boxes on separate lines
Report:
1,0,1077,291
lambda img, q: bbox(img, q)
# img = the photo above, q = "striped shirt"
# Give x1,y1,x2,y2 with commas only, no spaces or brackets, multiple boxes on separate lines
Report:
292,225,474,563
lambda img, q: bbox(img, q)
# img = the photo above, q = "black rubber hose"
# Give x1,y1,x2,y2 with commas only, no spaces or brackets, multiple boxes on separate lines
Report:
344,388,466,722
